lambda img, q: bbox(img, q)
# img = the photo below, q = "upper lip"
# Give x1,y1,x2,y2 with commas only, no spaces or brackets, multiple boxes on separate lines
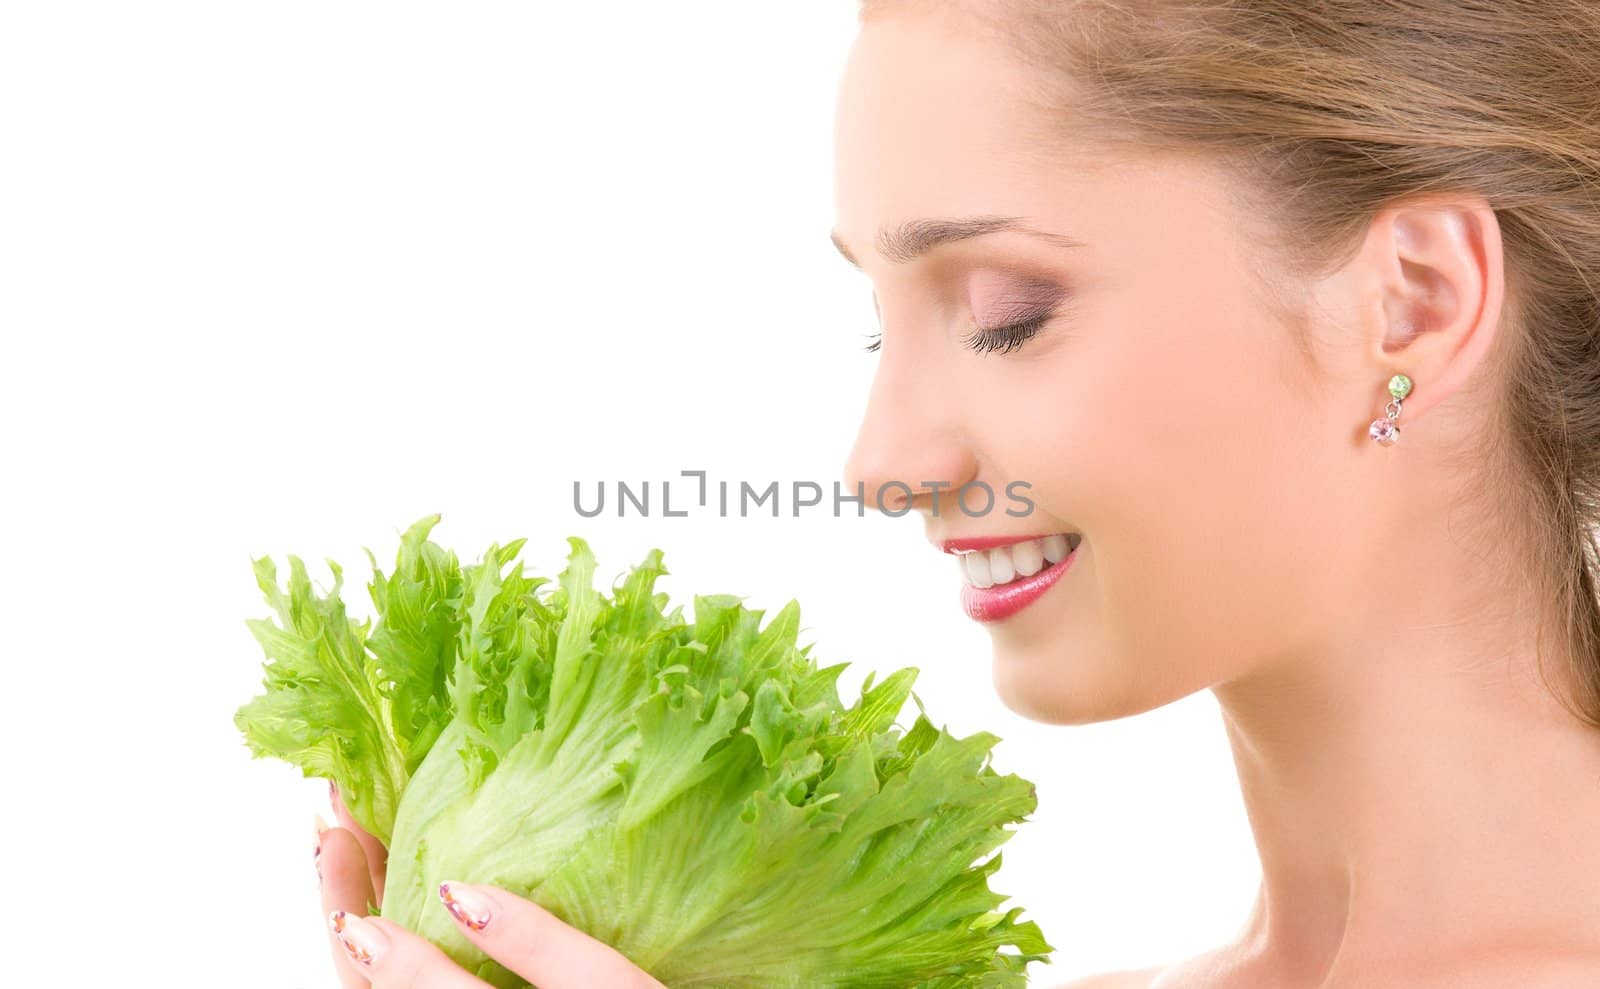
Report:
936,531,1078,555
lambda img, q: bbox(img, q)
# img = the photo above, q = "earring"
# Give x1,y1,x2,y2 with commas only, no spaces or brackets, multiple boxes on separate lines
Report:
1368,373,1412,445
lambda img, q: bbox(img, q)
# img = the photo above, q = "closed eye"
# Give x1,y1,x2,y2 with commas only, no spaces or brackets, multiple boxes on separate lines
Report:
863,315,1052,355
960,314,1051,355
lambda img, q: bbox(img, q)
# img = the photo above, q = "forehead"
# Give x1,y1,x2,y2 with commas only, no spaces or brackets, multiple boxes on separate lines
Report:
831,14,1087,257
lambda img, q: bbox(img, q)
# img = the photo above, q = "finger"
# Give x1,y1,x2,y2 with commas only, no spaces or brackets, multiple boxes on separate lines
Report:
330,780,388,907
327,912,494,989
434,881,665,988
318,820,378,989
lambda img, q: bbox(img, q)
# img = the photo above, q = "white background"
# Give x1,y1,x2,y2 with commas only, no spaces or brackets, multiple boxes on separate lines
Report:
1,3,1257,985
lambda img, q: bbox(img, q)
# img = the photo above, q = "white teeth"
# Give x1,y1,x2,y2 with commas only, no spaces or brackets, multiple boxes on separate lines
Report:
963,550,994,588
1011,539,1044,577
958,534,1077,588
1041,533,1069,564
989,546,1015,584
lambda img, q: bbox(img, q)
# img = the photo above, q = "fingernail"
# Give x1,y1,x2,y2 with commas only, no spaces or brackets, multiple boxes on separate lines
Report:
328,910,386,966
438,881,493,931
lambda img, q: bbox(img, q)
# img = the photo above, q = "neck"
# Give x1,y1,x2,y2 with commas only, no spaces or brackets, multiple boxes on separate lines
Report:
1211,534,1600,981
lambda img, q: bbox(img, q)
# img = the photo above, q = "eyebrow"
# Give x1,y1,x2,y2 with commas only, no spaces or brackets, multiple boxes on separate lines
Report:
829,215,1084,268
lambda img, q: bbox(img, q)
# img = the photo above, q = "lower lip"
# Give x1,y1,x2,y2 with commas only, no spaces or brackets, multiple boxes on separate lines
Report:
958,543,1080,623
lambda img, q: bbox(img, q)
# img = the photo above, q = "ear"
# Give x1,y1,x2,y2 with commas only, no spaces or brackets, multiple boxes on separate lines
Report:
1362,194,1506,423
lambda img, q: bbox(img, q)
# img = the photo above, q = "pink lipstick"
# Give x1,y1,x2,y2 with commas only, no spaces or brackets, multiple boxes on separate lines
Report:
940,533,1081,623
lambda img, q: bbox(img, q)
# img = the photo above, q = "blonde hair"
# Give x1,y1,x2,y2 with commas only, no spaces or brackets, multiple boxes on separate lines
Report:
860,0,1600,727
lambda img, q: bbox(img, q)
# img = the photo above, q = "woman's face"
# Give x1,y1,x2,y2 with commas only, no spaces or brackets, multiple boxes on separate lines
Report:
835,12,1372,724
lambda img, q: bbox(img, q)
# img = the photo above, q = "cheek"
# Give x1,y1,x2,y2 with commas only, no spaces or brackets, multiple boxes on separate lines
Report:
1093,318,1341,681
1016,306,1336,693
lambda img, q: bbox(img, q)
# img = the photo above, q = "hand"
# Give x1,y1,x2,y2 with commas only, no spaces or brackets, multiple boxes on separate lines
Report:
317,782,665,989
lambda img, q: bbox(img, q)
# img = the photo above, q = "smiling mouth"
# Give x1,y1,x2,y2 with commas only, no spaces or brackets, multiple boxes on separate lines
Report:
951,533,1081,588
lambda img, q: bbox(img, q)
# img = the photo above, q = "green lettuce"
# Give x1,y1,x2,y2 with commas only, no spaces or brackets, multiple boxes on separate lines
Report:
235,514,1053,987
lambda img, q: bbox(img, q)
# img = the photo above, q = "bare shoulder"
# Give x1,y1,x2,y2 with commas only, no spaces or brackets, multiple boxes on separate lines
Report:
1051,966,1166,989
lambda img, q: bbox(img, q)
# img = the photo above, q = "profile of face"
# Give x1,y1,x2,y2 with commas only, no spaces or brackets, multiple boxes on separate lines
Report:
834,11,1427,726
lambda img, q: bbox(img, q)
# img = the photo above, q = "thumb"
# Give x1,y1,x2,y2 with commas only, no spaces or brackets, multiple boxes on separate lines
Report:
318,816,377,989
330,780,388,907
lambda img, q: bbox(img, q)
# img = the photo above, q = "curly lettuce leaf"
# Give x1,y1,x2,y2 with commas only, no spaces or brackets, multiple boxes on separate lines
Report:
235,517,1054,987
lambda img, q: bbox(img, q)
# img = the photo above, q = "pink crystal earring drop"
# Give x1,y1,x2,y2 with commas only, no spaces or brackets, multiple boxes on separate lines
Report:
1368,373,1412,445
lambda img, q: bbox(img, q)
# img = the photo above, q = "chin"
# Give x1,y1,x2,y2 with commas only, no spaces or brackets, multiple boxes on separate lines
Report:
990,646,1092,725
990,643,1153,725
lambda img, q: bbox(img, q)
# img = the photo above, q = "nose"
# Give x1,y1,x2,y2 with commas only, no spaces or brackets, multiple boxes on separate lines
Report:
841,353,978,518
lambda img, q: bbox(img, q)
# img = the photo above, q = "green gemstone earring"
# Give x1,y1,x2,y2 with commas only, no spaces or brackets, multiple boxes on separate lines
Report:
1369,373,1412,445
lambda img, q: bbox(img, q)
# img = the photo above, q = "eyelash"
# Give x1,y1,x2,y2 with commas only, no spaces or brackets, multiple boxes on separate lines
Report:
862,314,1052,356
960,315,1051,355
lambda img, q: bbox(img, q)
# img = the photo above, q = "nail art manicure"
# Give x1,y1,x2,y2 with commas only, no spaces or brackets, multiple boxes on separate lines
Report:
438,881,493,931
328,910,385,966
